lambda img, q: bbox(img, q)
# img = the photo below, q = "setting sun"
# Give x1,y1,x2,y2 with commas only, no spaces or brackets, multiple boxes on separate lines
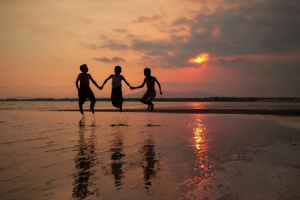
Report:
189,53,209,63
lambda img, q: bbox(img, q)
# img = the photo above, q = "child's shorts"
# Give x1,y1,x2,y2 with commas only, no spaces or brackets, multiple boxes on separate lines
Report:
111,87,123,108
141,91,156,102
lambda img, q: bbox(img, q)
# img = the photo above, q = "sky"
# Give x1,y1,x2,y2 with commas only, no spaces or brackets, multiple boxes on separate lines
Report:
0,0,300,98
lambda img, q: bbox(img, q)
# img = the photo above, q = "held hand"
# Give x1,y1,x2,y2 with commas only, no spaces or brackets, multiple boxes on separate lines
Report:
98,86,103,90
130,86,135,90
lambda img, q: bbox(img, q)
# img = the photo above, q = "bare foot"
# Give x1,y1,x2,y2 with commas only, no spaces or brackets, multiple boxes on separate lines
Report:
79,115,85,126
119,107,122,112
147,105,151,110
91,114,95,126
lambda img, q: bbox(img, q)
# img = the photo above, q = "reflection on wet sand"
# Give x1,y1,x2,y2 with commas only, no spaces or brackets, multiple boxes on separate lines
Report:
139,136,160,194
180,117,216,200
190,118,215,180
110,130,125,190
72,127,98,199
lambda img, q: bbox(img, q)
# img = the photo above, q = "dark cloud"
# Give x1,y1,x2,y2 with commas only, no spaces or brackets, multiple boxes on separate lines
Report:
138,0,300,68
184,0,300,56
170,34,187,42
133,14,163,23
99,39,129,50
91,0,300,72
126,33,148,40
131,39,174,56
159,27,187,35
171,17,189,26
218,57,300,77
93,57,126,63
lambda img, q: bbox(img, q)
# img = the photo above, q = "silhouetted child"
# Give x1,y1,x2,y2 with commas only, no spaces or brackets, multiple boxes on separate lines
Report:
131,68,162,111
100,66,131,112
76,64,101,124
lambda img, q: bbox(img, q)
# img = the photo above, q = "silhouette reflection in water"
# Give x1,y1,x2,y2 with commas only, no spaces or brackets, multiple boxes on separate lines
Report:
72,126,98,199
139,136,160,194
110,130,125,190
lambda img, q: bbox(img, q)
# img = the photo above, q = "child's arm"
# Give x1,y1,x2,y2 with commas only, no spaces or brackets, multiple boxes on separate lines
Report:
89,75,101,89
155,78,163,95
132,78,146,89
75,74,81,92
101,75,113,89
121,76,131,88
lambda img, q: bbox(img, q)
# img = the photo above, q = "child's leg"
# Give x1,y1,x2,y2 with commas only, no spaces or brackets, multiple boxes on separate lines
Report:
88,89,96,113
141,92,151,108
148,92,156,111
147,104,151,110
150,103,154,111
78,90,87,114
79,101,85,114
141,99,150,105
141,99,151,111
119,89,123,112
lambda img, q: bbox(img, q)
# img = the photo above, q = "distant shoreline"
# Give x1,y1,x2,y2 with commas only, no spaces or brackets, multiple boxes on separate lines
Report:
0,97,299,102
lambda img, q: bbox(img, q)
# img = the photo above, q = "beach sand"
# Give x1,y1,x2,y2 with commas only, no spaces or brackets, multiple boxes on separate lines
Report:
0,110,300,200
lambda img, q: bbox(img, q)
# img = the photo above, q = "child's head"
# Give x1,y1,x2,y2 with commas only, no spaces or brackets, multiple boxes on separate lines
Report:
144,68,151,77
114,66,122,75
80,64,88,73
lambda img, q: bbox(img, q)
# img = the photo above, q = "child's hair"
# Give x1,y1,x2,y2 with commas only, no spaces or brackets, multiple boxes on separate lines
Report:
80,64,87,72
115,66,121,71
144,68,151,76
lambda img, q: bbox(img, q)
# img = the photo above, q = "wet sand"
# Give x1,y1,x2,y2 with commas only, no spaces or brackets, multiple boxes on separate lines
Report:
0,110,300,200
56,108,300,116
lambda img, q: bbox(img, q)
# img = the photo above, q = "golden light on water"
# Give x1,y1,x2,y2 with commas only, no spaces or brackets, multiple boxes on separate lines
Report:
194,126,203,150
189,53,209,64
190,102,205,109
191,117,210,176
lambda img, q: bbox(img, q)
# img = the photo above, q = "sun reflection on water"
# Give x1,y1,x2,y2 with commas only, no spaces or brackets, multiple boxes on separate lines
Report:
191,119,209,173
180,116,224,200
193,123,204,150
190,118,212,179
189,102,206,109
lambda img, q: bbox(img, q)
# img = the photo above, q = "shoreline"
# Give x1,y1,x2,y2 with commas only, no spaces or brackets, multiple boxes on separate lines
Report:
51,108,300,116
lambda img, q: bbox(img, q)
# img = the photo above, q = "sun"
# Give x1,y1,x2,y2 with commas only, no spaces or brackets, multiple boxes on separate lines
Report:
189,53,209,63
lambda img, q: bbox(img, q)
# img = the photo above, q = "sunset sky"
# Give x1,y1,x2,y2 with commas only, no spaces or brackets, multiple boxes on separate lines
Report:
0,0,300,98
